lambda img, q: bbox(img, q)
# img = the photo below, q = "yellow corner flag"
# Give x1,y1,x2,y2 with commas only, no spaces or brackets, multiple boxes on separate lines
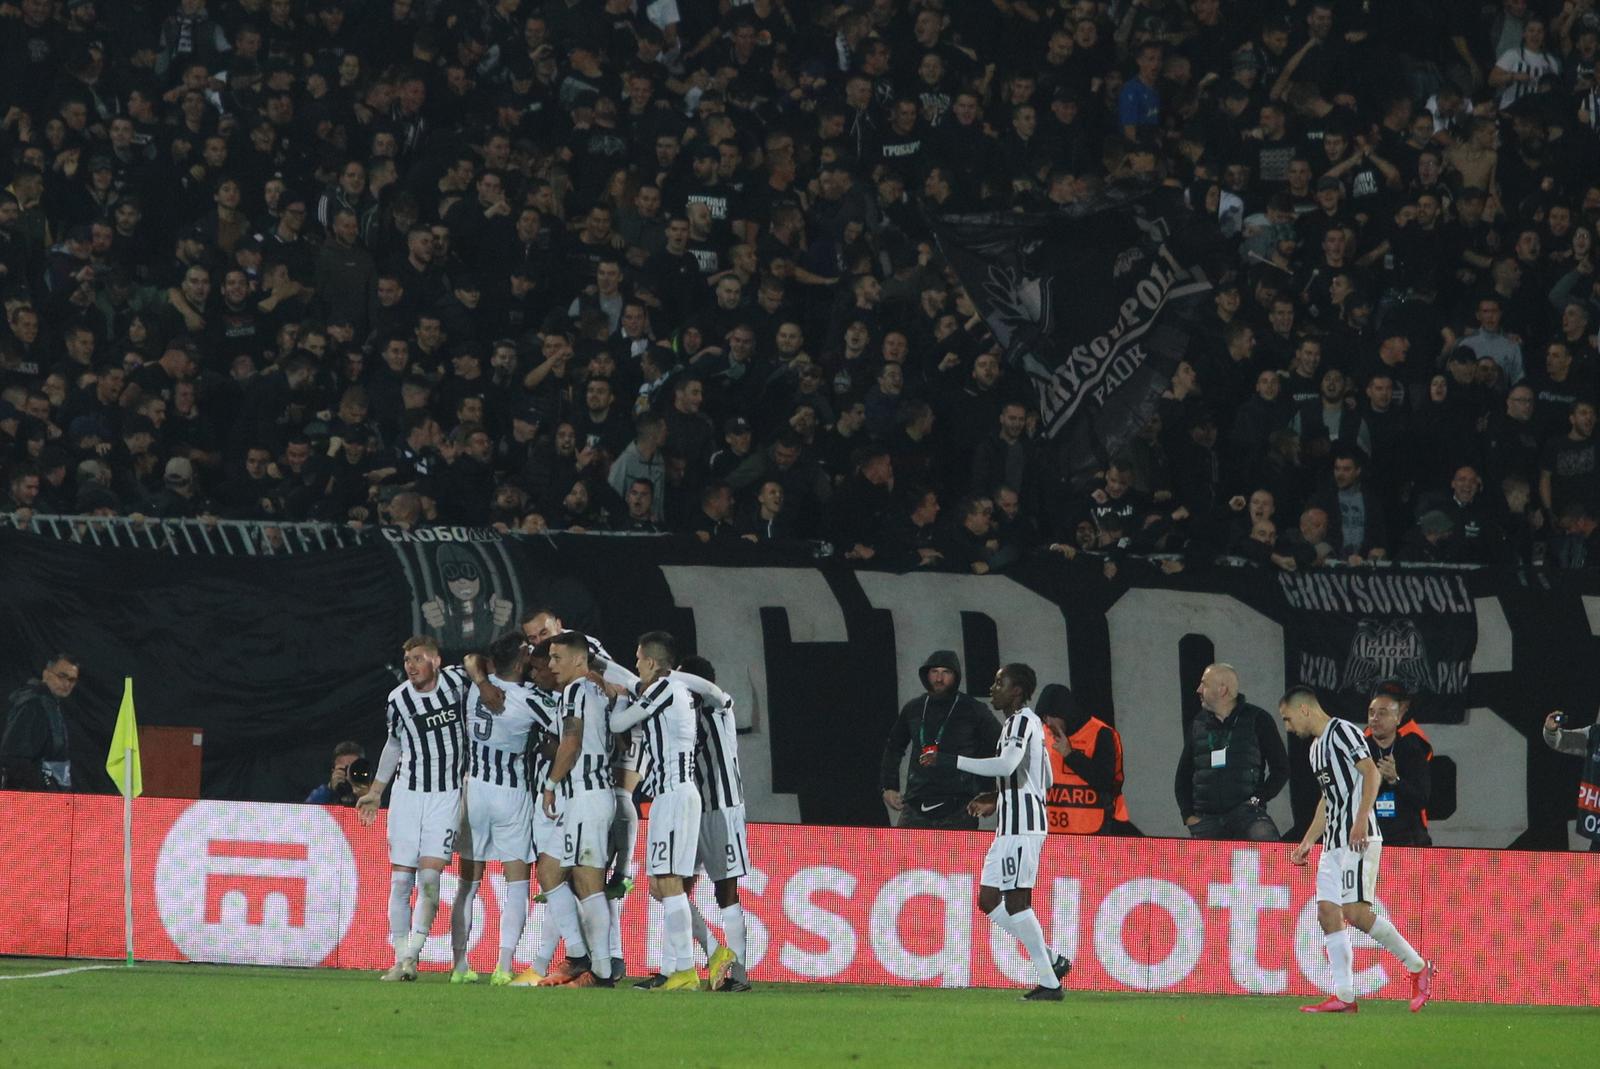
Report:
105,677,143,798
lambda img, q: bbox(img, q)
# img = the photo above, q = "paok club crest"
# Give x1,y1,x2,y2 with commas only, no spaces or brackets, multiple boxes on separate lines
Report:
1340,618,1434,696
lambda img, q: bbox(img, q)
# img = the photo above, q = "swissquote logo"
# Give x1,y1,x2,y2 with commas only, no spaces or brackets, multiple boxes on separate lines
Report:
154,802,357,965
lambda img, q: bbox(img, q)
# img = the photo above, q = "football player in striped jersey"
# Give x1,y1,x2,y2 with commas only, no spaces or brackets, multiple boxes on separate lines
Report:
509,642,592,987
521,608,642,979
541,632,618,986
1281,687,1435,1014
606,632,703,991
453,633,541,985
672,656,753,991
359,636,469,982
923,664,1070,1001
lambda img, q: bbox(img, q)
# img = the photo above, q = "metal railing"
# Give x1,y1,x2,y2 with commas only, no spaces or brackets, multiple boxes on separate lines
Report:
1,512,1495,570
0,513,368,555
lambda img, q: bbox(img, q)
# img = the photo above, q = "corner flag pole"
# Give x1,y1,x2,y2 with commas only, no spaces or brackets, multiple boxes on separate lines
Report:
106,676,143,968
123,747,133,967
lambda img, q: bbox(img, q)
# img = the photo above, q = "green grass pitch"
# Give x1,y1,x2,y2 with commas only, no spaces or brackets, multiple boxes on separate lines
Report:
0,957,1590,1068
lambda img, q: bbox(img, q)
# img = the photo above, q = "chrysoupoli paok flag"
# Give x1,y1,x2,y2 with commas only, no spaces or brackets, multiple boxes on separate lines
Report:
933,181,1218,485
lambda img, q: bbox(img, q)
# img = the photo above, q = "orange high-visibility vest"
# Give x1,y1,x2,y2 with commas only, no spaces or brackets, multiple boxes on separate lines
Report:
1365,719,1432,827
1043,717,1129,834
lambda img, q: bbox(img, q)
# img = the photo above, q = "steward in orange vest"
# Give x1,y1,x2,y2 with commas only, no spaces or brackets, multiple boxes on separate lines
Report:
1363,681,1433,846
1036,684,1130,835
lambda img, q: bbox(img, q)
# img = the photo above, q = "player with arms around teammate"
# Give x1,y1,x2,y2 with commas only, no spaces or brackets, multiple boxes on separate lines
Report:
454,633,542,985
923,664,1070,1001
523,608,646,897
1280,687,1435,1013
509,641,595,986
542,631,619,986
606,631,704,991
358,636,470,981
674,655,752,992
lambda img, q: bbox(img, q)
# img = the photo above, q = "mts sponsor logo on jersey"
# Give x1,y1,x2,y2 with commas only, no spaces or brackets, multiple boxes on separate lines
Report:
415,707,457,731
152,802,357,966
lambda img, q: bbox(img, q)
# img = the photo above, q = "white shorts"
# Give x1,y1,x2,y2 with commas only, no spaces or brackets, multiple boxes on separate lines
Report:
1316,841,1382,905
461,780,533,863
387,786,462,868
697,804,750,881
980,833,1045,891
612,726,649,779
530,796,563,862
560,789,616,869
645,787,702,877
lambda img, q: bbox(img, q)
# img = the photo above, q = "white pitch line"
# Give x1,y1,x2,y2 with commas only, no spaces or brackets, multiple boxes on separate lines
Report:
0,964,121,981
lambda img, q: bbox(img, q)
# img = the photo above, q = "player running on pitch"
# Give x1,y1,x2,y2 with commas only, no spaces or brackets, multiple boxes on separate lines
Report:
1280,686,1435,1013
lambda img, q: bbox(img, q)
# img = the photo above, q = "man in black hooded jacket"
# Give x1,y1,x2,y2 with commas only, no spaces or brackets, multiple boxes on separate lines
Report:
879,650,1002,829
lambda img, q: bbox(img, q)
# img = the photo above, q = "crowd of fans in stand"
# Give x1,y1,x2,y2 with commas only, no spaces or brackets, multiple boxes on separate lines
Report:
4,0,1600,572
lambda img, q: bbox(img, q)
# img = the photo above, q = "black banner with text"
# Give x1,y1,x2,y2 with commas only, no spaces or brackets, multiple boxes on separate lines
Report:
2,527,1594,849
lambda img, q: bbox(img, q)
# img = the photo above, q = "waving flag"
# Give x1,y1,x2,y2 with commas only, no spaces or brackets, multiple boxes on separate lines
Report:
933,181,1219,485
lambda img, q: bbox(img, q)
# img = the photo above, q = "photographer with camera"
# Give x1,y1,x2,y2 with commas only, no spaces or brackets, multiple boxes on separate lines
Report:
306,741,371,805
1542,708,1600,852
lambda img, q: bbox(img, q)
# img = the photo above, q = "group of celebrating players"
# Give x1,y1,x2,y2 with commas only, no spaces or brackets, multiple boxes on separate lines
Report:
352,605,1436,1010
356,609,751,992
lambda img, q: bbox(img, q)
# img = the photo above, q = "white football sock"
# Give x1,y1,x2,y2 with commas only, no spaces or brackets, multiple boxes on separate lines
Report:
1009,908,1061,990
1366,916,1424,972
610,789,639,880
664,894,694,974
688,898,717,956
578,892,612,979
450,879,479,972
547,882,588,959
721,902,748,982
405,869,442,960
1323,929,1355,1002
986,903,1019,937
609,896,624,961
533,897,560,973
388,871,415,966
499,881,529,975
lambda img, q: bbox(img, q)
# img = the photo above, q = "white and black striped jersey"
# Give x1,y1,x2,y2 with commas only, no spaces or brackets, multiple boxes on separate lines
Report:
556,678,614,798
1311,717,1380,850
610,677,697,796
995,708,1050,835
693,689,743,811
464,676,542,791
1494,47,1561,106
527,684,562,787
385,665,469,793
